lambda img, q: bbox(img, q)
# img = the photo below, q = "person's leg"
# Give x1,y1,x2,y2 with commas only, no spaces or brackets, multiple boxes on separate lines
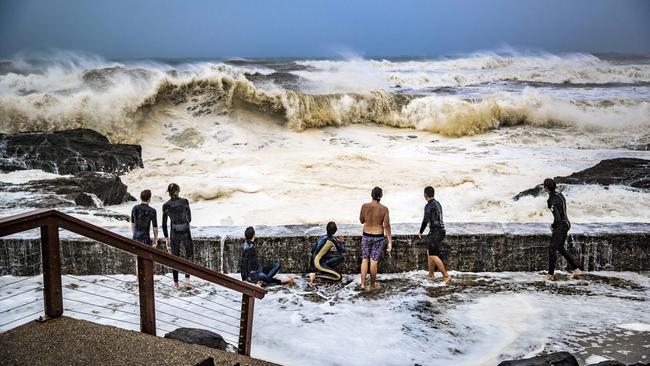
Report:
555,229,583,278
360,259,369,289
369,260,379,288
170,235,180,286
325,255,344,269
360,236,371,290
369,237,386,289
182,235,193,287
431,256,450,283
315,257,342,282
264,261,281,278
547,231,559,280
427,253,437,278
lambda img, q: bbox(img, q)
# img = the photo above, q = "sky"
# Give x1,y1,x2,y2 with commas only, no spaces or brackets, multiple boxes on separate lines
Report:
0,0,649,59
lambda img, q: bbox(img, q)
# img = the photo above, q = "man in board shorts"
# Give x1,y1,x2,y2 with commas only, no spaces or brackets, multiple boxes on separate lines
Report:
359,186,392,290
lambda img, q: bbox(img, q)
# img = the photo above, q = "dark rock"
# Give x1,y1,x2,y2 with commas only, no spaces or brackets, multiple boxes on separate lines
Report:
514,158,650,200
164,328,228,351
0,172,135,207
0,128,142,175
497,352,578,366
591,361,625,366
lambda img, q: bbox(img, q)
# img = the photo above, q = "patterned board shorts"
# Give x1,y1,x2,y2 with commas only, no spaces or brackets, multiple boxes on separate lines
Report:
361,234,386,261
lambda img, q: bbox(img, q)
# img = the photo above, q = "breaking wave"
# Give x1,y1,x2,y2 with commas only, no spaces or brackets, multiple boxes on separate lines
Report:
0,50,649,143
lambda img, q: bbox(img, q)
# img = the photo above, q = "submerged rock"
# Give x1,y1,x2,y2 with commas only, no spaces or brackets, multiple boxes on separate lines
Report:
497,351,578,366
513,158,650,200
0,128,142,175
164,328,228,351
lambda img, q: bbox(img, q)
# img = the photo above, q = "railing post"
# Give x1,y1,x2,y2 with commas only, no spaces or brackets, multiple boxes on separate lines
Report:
238,293,255,356
137,256,156,335
40,223,63,319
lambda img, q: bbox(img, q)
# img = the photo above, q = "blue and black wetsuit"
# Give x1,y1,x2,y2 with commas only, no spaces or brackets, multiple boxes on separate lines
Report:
131,203,157,245
310,235,346,282
547,191,580,275
162,197,193,282
419,198,446,257
240,241,282,286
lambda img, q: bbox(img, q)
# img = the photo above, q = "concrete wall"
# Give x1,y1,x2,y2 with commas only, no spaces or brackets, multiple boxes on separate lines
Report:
2,223,649,276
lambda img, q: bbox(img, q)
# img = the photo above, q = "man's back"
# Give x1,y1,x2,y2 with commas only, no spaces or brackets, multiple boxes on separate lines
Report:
360,201,388,234
131,203,157,239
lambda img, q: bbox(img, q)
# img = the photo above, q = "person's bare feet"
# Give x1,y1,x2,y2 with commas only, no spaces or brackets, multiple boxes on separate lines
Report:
569,269,584,279
184,279,192,290
173,282,180,289
427,273,436,280
308,273,316,286
256,281,264,288
284,278,295,286
370,283,381,290
442,276,451,285
544,274,556,281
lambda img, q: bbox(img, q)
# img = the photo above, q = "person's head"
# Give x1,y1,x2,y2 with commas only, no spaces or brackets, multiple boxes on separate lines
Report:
167,183,180,198
140,189,152,203
371,186,383,201
543,178,556,193
245,226,255,242
326,221,337,236
424,186,435,200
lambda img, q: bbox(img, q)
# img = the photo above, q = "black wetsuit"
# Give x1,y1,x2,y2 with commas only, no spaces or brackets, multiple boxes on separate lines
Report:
310,235,346,282
162,197,193,283
240,241,282,285
130,203,157,245
547,191,580,275
419,198,446,256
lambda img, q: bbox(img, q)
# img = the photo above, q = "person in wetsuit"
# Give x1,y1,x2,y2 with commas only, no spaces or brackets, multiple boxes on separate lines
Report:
418,186,451,284
544,178,583,280
162,183,193,289
359,186,392,290
131,189,158,246
308,221,347,286
240,226,293,287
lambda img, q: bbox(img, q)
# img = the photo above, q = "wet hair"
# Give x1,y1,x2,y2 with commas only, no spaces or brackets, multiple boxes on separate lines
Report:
543,178,556,192
167,183,180,198
245,226,255,242
140,189,152,202
371,186,383,201
424,186,435,198
326,221,337,236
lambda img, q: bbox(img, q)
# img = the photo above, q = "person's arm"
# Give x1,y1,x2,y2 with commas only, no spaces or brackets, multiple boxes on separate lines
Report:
359,205,365,224
186,199,192,223
334,237,346,253
162,204,169,238
130,207,136,236
384,208,392,251
419,204,430,236
151,210,158,247
549,197,561,230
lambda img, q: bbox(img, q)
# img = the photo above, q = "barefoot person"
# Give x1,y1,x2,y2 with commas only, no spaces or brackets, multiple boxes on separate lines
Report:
308,221,347,286
543,178,583,280
162,183,194,289
418,186,451,284
240,227,294,287
359,187,392,290
131,189,158,247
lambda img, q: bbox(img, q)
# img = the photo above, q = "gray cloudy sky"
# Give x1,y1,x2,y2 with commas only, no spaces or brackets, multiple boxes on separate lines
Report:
0,0,648,59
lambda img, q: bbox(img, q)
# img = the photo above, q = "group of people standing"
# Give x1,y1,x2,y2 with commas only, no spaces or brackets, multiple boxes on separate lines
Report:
130,178,583,291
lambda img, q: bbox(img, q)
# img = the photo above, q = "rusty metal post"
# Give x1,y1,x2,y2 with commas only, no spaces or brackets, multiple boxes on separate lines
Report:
137,256,156,335
40,223,63,319
238,293,255,356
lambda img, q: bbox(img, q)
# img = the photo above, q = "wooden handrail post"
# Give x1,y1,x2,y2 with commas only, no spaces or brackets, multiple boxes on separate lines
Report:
137,256,156,335
238,293,255,356
40,223,63,319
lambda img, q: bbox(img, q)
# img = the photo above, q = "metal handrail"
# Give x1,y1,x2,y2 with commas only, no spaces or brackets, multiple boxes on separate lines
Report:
0,209,265,355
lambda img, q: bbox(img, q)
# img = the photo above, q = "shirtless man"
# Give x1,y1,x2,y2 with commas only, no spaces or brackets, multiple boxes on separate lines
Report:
359,187,392,290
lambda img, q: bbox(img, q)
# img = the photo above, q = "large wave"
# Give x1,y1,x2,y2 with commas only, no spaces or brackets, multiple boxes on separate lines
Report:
1,50,649,142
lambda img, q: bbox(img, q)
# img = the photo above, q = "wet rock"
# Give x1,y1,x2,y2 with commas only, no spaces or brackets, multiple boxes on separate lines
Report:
514,158,650,200
497,351,578,366
164,328,228,351
0,128,143,175
0,172,135,207
591,361,625,366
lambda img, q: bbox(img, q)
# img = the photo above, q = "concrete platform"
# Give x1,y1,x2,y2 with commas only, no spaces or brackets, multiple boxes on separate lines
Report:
0,316,278,366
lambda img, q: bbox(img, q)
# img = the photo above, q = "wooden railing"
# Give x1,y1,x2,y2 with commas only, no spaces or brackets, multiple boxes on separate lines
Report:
0,209,266,356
